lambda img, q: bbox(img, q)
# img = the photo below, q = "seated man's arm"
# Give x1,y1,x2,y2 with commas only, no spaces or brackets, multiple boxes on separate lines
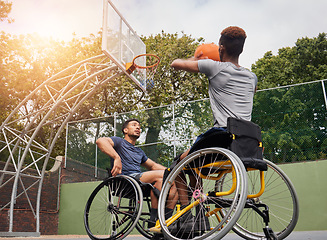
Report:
96,137,122,177
142,158,166,171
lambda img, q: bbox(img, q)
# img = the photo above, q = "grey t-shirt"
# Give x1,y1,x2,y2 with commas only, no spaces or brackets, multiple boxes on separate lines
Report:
198,59,257,127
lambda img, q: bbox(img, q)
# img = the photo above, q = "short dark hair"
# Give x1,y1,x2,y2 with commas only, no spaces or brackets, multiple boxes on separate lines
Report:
219,26,247,57
121,118,140,134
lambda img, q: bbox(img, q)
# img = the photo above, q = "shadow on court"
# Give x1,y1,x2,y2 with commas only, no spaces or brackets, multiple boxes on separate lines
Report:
2,231,326,240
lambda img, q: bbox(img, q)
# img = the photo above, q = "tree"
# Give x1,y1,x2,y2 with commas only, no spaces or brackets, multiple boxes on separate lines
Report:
0,32,104,162
251,33,327,163
0,0,13,23
252,33,327,89
141,32,207,107
134,32,208,162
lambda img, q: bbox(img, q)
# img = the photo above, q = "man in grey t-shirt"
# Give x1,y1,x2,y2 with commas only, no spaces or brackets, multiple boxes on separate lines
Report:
199,60,257,127
172,26,257,128
171,26,257,207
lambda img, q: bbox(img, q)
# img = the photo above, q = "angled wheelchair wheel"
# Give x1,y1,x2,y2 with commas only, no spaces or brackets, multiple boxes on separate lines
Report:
84,175,143,240
232,159,299,240
158,147,248,240
135,193,155,239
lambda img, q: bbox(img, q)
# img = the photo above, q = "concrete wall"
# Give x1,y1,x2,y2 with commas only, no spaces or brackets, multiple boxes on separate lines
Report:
58,160,327,235
280,160,327,231
58,181,98,234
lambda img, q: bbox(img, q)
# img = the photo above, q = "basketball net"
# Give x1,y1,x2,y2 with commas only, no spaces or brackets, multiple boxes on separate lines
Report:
126,54,160,91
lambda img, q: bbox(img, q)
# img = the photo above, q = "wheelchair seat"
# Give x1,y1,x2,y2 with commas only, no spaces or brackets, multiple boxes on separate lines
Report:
188,117,267,171
105,168,161,199
189,130,233,154
135,179,160,199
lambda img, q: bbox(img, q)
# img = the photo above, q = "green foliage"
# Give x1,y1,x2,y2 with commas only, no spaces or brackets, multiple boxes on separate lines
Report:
251,33,327,163
0,0,13,23
2,27,326,170
141,32,207,107
252,33,327,89
252,80,327,163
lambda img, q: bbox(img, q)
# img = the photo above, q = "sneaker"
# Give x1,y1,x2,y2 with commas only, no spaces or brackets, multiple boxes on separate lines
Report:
148,220,156,229
178,212,211,233
175,212,198,234
197,214,211,231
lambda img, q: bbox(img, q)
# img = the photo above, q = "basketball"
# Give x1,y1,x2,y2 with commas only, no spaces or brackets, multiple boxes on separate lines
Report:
194,43,220,61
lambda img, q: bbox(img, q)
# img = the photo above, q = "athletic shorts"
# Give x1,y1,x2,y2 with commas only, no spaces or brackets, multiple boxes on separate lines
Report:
128,172,143,181
193,127,227,145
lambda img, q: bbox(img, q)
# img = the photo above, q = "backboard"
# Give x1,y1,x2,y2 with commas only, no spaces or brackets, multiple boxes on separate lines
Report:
102,0,147,92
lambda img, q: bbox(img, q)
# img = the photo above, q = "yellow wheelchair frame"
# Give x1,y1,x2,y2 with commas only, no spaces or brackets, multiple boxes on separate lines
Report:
151,160,265,231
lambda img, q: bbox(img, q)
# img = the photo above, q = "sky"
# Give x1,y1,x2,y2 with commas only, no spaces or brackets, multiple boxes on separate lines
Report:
1,0,326,69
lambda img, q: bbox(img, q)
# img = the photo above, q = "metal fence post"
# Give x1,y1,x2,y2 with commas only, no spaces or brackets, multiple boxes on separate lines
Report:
322,80,327,111
172,103,176,159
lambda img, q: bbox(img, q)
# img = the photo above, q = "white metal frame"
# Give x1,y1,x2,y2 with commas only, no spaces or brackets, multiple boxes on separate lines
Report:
0,0,147,234
0,54,122,234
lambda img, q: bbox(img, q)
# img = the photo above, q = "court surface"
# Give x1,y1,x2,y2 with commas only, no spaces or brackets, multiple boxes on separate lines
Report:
3,231,326,240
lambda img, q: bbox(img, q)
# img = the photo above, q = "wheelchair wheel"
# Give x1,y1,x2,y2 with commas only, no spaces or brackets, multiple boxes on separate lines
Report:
135,194,155,239
84,175,143,240
158,147,248,240
232,159,299,240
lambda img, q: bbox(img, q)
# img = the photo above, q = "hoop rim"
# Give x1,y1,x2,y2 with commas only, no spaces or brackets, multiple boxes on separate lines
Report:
132,54,160,69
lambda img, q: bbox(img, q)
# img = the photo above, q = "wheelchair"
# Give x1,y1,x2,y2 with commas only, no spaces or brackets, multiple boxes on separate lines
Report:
84,117,299,240
84,174,158,240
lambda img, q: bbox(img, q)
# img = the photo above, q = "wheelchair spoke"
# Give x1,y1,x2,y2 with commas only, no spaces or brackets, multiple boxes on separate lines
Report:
84,176,143,240
158,148,247,240
233,159,299,240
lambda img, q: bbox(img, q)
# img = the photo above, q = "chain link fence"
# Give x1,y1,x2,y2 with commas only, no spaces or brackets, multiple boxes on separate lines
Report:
66,79,327,178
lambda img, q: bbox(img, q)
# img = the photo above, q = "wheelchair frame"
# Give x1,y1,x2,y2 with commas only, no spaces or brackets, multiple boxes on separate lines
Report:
84,118,299,240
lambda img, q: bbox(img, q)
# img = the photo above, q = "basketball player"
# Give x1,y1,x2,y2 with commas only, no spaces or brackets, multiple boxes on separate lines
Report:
171,26,258,216
96,119,178,228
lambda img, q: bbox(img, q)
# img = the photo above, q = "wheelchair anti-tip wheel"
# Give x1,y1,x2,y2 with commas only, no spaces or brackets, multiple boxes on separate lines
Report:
84,175,143,240
232,159,299,240
158,147,248,240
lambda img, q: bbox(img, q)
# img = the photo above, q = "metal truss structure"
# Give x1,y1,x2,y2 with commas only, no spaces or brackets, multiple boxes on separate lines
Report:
0,54,123,234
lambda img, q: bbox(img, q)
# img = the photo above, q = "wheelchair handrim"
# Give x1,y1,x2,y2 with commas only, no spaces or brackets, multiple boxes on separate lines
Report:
158,147,248,240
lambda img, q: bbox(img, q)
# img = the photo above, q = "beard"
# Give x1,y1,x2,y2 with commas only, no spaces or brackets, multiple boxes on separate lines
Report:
128,132,140,140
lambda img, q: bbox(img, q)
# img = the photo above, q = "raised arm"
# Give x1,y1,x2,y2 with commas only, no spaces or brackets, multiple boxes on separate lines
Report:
171,58,199,72
96,137,122,177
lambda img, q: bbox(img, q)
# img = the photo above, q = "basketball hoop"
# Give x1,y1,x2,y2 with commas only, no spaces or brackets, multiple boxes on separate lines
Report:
126,54,160,91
